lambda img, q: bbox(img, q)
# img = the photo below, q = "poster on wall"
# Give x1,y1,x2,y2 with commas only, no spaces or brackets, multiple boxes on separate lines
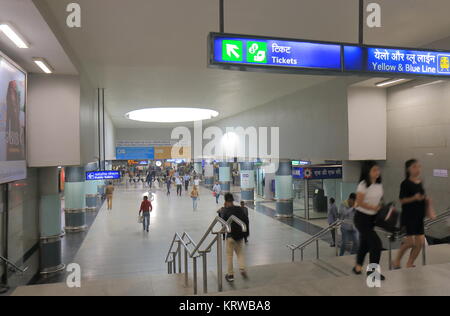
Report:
0,52,27,184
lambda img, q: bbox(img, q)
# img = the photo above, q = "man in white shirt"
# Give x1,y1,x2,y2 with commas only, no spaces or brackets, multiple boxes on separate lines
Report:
212,182,222,204
175,176,183,196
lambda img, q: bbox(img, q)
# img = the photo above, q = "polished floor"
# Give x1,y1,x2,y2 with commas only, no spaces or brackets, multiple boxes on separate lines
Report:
58,183,337,281
12,244,450,296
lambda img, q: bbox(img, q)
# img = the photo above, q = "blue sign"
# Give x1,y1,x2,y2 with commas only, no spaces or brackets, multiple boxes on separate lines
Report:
345,46,450,77
292,160,311,166
116,147,154,160
210,33,450,78
211,34,342,71
86,171,121,181
293,167,342,180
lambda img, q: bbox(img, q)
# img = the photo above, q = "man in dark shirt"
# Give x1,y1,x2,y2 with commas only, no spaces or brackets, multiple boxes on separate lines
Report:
221,193,249,282
139,196,153,232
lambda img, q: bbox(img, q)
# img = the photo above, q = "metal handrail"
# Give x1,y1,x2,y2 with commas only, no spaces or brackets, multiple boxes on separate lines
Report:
425,209,450,228
0,255,28,274
377,207,450,271
287,220,342,262
164,215,247,295
288,220,342,251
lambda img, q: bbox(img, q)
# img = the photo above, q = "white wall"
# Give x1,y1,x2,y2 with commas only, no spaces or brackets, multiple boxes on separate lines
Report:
80,77,97,165
104,111,116,160
116,128,179,143
347,87,387,160
27,74,80,167
206,78,359,161
383,80,450,212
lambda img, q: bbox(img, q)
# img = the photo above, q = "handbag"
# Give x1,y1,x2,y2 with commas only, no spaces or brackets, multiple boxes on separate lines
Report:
138,216,144,224
375,202,400,233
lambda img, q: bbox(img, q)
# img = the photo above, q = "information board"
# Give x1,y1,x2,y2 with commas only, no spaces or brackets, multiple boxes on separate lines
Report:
86,171,121,181
345,45,450,77
293,167,342,180
211,33,342,71
210,33,450,78
116,147,154,160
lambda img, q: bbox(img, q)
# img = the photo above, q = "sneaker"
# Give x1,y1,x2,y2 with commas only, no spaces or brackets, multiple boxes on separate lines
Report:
225,274,234,282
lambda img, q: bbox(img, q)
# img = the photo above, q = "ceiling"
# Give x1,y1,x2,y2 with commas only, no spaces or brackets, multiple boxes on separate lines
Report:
8,0,450,128
0,0,77,75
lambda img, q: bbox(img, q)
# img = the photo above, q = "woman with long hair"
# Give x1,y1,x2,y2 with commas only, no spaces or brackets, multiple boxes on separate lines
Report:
393,159,432,269
352,161,385,280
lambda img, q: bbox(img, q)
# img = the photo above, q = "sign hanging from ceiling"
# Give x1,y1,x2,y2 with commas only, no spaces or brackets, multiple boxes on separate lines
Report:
86,171,121,181
210,33,342,71
209,33,450,78
345,46,450,77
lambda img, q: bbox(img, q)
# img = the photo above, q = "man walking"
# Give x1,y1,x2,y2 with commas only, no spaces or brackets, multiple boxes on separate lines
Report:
175,176,183,196
221,193,249,282
105,181,115,210
139,195,153,232
240,201,250,243
212,182,222,204
184,173,190,191
328,197,338,247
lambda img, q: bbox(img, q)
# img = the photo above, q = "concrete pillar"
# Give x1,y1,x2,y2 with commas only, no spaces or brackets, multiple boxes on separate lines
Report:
275,160,293,218
64,166,87,232
204,163,214,186
39,167,65,275
85,163,99,211
240,162,255,203
84,180,98,211
219,162,231,193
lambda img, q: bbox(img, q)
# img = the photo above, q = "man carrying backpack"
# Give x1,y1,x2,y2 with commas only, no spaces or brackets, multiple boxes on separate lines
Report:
221,193,249,282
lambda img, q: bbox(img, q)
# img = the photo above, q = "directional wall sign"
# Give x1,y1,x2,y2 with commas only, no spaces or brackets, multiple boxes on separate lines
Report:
292,167,343,180
209,33,450,78
210,33,342,72
86,171,121,181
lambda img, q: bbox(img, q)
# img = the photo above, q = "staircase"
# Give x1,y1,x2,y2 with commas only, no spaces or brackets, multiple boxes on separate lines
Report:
9,244,450,296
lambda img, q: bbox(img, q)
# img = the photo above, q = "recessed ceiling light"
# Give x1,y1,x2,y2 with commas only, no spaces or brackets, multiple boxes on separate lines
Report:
375,78,407,87
33,58,53,74
126,108,219,123
0,23,29,48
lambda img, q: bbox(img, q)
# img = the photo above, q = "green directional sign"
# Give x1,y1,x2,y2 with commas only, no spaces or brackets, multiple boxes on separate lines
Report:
247,41,267,63
222,40,243,62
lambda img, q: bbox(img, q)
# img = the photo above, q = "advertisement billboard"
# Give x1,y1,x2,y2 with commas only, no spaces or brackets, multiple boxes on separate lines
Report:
0,51,26,184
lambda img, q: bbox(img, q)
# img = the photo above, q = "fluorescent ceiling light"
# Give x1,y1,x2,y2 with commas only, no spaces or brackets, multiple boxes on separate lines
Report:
414,80,444,89
375,78,407,87
0,23,29,48
33,58,53,74
126,108,219,123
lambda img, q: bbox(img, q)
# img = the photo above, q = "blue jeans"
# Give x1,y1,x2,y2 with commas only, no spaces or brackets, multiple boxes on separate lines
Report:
143,213,150,231
340,227,359,256
192,197,198,210
215,193,220,204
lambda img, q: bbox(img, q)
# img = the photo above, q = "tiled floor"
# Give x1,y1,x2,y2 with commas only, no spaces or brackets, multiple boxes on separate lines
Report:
64,184,337,281
11,244,450,296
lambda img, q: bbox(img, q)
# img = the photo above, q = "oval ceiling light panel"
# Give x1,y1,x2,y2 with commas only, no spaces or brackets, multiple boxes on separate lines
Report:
125,108,219,123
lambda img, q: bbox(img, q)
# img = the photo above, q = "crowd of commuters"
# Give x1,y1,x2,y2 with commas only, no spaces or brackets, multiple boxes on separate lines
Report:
112,158,435,283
